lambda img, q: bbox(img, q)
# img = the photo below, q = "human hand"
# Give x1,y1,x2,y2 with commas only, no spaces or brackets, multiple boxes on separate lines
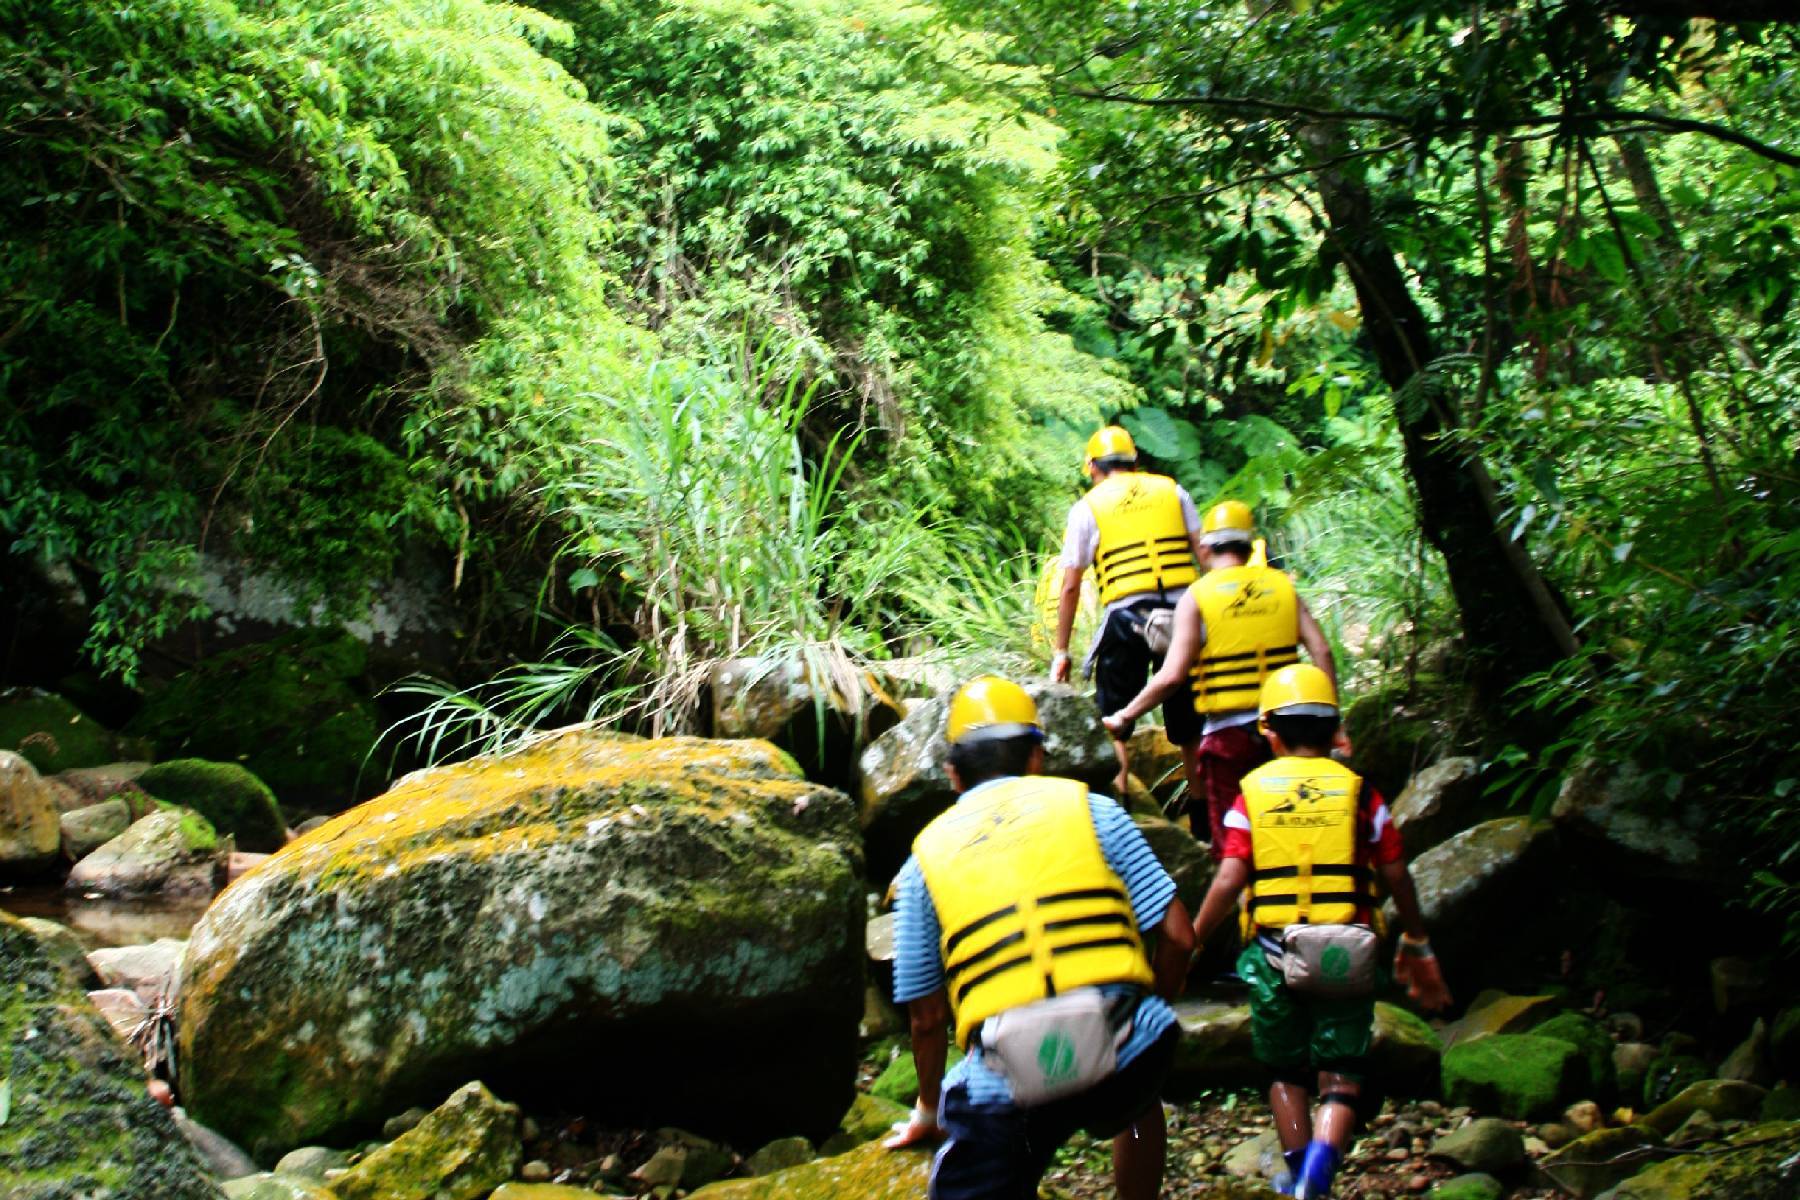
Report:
1393,937,1452,1013
883,1101,945,1150
1332,727,1355,759
1051,651,1072,683
1101,711,1127,737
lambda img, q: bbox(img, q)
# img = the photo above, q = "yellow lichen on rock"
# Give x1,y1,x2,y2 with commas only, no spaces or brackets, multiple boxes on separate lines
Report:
689,1140,932,1199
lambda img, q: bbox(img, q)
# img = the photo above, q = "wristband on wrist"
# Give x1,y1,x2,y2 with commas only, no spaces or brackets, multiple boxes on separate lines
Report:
1052,649,1070,661
914,1100,939,1128
1399,933,1434,957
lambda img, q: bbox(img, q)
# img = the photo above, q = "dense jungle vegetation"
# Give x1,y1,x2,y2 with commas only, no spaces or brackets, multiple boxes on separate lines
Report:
2,2,1796,933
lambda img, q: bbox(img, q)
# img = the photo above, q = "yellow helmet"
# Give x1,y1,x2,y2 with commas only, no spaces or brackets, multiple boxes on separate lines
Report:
1200,499,1254,547
1084,425,1137,470
1258,664,1338,718
947,676,1042,745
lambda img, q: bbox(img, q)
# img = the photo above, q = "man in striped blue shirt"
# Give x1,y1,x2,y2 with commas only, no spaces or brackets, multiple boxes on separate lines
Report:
884,676,1195,1200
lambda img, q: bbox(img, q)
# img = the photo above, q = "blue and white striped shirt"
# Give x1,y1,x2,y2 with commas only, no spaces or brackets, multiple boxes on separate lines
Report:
890,778,1179,1106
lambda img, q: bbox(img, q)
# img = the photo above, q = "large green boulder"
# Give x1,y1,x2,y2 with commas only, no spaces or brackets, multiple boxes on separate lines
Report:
1442,1033,1584,1119
1390,757,1493,856
124,630,379,813
1641,1079,1767,1136
139,759,286,853
0,912,223,1199
1538,1125,1660,1198
818,1093,909,1155
177,731,865,1158
331,1081,521,1200
856,681,1115,884
1387,818,1557,971
1533,1011,1617,1099
869,1044,963,1105
0,688,121,774
1603,1120,1799,1199
689,1139,933,1199
1642,1053,1711,1108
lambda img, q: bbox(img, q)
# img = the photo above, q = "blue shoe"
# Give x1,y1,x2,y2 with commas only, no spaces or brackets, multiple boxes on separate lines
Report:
1293,1141,1341,1200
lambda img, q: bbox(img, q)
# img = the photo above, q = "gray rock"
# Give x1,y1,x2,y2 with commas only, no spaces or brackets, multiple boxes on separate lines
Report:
87,985,149,1044
1614,1042,1658,1100
1719,1017,1773,1086
1390,756,1487,855
49,762,152,813
0,748,62,873
178,731,864,1159
66,806,224,897
18,914,99,988
172,1108,259,1180
1387,818,1555,956
710,655,904,791
291,815,330,836
382,1106,430,1140
221,1175,336,1200
1221,1129,1287,1184
273,1146,350,1181
61,796,135,860
0,911,224,1199
857,681,1115,882
1551,757,1712,881
1641,1079,1766,1135
1429,1117,1525,1174
1133,813,1213,912
88,936,187,1005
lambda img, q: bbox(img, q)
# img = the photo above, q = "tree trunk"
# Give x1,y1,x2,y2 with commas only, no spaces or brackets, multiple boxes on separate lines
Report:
1307,152,1578,708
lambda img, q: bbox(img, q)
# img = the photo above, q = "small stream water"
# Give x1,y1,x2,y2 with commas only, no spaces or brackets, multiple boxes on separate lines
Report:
1,884,211,949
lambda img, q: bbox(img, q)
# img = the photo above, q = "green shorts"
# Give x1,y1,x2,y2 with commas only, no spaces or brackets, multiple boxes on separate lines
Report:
1238,943,1374,1083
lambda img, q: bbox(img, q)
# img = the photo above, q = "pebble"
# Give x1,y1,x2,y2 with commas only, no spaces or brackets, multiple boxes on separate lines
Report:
1407,1173,1431,1191
147,1079,174,1108
521,1160,552,1182
1385,1147,1411,1162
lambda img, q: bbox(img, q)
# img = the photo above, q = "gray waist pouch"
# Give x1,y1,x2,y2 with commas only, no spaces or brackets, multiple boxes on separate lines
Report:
977,988,1132,1107
1269,924,1380,998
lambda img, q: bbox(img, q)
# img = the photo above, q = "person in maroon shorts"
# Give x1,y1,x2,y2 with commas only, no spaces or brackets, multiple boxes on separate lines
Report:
1103,500,1335,857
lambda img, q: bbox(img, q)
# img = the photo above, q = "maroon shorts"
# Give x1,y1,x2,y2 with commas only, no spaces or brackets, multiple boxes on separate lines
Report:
1194,722,1271,857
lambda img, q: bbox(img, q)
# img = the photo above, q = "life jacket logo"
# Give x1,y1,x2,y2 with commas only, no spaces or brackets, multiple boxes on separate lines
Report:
1222,578,1278,618
1256,779,1345,828
1037,1030,1079,1084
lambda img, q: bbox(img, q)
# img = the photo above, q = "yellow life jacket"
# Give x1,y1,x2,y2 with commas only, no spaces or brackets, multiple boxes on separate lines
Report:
1189,563,1300,713
1240,757,1375,929
1083,472,1198,606
913,777,1153,1048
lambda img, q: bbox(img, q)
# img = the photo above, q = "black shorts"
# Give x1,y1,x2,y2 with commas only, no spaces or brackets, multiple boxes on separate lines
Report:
1092,599,1201,745
929,1024,1179,1200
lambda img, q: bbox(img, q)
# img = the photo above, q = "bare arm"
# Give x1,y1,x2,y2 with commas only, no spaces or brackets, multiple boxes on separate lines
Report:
1378,860,1429,941
1106,593,1201,726
1188,529,1207,565
1052,567,1083,679
1296,596,1337,689
908,989,950,1111
1189,857,1251,947
1150,898,1195,1001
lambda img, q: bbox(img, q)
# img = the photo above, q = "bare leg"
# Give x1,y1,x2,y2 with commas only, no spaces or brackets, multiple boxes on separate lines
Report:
1180,738,1206,842
1269,1083,1312,1154
1313,1073,1360,1151
1112,1100,1166,1200
1112,735,1131,798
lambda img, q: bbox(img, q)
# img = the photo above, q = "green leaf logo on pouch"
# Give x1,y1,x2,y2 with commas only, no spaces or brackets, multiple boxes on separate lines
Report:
1321,945,1351,980
1038,1031,1079,1084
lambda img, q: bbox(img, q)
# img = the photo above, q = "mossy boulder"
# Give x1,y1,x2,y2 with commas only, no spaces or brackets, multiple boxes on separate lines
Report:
177,731,865,1159
1127,724,1186,800
0,749,62,873
1443,992,1560,1047
139,759,287,853
1169,1000,1443,1092
1134,813,1213,913
1442,1032,1585,1119
1373,1001,1447,1095
331,1081,521,1200
870,1044,963,1105
0,911,224,1199
689,1139,933,1199
1641,1079,1767,1136
857,681,1115,884
1769,1006,1800,1079
818,1093,910,1155
17,915,99,989
490,1186,600,1200
221,1176,335,1200
1551,757,1714,883
1603,1120,1799,1199
1429,1118,1525,1174
124,629,380,814
0,688,122,774
1342,679,1440,798
1538,1124,1660,1198
1642,1053,1711,1109
65,806,224,897
1534,1011,1617,1099
1430,1174,1504,1200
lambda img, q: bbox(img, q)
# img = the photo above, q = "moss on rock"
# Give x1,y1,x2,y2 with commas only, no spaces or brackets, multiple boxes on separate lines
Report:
688,1139,932,1199
0,911,224,1199
1604,1120,1798,1199
870,1046,963,1105
1533,1011,1616,1100
178,730,865,1159
140,759,286,853
65,806,223,897
124,630,379,813
331,1081,521,1200
1442,1033,1583,1119
0,688,121,774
